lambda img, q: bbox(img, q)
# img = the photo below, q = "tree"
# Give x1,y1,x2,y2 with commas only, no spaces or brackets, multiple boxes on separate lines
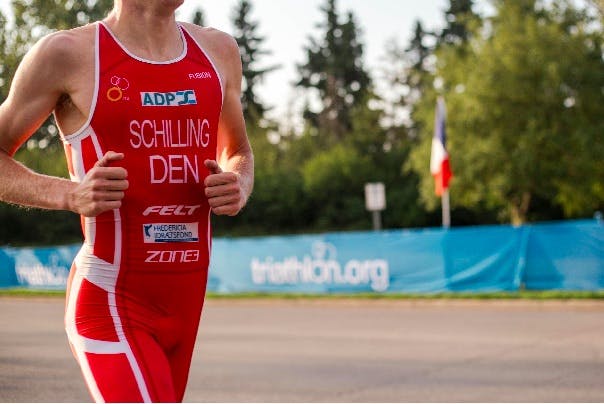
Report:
403,20,436,139
296,0,370,142
439,0,479,46
346,93,428,229
408,0,604,224
231,0,278,124
588,0,604,18
191,7,205,27
0,11,8,101
397,0,478,148
11,0,112,39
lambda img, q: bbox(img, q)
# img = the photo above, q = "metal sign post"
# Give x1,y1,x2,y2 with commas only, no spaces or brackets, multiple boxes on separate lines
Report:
364,183,386,231
442,189,451,229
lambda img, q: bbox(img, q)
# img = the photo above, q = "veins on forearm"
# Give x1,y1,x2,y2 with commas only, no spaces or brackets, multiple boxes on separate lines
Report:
219,149,254,199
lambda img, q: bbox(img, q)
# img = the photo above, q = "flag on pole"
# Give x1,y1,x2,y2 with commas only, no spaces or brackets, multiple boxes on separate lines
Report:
430,96,453,196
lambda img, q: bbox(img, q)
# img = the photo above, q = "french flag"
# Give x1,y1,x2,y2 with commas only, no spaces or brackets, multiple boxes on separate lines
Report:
430,97,453,196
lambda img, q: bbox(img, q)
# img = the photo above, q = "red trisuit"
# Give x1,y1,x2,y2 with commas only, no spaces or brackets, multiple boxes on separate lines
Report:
62,22,222,403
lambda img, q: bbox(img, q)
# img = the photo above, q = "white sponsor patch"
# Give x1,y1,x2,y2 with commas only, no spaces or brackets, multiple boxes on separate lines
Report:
143,223,199,243
141,90,197,106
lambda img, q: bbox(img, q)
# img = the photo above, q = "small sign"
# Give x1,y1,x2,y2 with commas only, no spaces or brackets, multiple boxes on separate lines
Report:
365,183,386,212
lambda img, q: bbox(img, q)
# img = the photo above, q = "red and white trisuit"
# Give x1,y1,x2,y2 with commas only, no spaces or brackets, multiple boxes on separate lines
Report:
62,21,222,403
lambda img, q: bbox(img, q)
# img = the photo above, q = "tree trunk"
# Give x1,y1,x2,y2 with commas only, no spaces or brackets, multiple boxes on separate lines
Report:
510,192,531,226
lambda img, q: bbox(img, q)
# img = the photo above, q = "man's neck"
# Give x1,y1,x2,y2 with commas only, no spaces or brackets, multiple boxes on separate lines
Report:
104,2,183,62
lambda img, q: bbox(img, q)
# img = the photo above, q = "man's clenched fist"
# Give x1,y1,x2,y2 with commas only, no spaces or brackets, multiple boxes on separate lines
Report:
204,159,245,216
69,151,129,217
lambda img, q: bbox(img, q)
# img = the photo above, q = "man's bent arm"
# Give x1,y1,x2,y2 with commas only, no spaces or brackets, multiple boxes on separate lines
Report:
215,34,254,207
0,30,127,216
197,27,254,216
0,32,79,211
0,151,75,210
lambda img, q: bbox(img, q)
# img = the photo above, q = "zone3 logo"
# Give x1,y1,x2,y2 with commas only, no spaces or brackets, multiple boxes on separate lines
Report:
145,249,200,263
141,90,197,107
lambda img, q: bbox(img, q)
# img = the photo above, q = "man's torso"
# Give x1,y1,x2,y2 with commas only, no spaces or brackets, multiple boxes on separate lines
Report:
60,21,223,274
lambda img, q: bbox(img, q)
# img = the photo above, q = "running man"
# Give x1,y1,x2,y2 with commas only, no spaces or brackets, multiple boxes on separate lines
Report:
0,0,253,402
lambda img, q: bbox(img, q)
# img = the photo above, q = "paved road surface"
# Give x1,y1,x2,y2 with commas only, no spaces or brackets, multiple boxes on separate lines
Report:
1,297,603,402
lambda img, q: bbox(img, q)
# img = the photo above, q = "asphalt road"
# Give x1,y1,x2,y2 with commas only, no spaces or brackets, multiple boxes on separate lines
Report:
1,297,603,402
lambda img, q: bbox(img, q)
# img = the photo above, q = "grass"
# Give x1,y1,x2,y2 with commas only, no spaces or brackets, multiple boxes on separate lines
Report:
205,291,604,300
1,288,603,300
0,288,66,297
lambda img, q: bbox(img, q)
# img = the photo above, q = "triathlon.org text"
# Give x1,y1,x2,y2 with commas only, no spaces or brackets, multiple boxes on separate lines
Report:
250,255,389,292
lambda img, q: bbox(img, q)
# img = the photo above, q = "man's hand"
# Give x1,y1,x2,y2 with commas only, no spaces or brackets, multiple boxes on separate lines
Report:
204,159,246,216
69,151,129,217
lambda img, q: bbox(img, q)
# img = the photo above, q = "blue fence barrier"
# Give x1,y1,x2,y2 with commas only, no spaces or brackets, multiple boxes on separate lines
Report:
0,244,80,290
1,220,602,292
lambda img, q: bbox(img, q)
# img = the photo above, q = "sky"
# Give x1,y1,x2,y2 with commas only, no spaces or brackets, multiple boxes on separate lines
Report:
176,0,458,122
0,0,494,121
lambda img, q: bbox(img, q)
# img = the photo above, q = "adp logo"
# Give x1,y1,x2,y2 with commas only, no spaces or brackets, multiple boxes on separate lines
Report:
141,90,198,107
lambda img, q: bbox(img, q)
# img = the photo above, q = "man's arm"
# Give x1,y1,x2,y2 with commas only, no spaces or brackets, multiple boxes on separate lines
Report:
202,31,254,217
0,31,128,217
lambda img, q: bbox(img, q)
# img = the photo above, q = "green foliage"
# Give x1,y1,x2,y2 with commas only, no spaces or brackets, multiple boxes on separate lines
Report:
439,0,479,46
0,12,9,102
301,144,371,230
9,0,112,70
212,122,313,236
216,0,425,235
12,0,112,32
0,10,20,103
401,21,435,139
231,0,279,124
296,0,371,141
408,0,604,224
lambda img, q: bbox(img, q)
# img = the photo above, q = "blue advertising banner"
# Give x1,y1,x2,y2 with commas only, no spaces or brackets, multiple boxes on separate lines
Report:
524,221,604,290
1,220,603,293
0,248,17,288
209,226,528,293
1,245,80,289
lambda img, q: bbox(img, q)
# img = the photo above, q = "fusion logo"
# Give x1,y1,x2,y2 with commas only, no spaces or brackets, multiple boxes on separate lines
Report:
143,222,199,243
188,72,212,79
141,90,197,107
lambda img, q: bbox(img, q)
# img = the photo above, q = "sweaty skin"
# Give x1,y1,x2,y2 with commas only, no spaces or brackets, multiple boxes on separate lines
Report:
0,1,253,402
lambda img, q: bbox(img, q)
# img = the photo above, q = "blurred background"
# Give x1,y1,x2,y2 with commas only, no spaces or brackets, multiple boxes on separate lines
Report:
0,0,602,246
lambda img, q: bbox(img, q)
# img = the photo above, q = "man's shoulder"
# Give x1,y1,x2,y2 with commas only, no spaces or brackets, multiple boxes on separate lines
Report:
179,22,240,61
31,24,96,67
179,22,235,45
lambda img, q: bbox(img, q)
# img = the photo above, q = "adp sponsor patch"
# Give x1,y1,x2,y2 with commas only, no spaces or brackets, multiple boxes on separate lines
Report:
143,223,199,243
141,90,197,107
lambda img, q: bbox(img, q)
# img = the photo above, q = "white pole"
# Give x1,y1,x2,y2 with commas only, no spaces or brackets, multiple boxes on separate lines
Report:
442,189,451,228
372,210,382,231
